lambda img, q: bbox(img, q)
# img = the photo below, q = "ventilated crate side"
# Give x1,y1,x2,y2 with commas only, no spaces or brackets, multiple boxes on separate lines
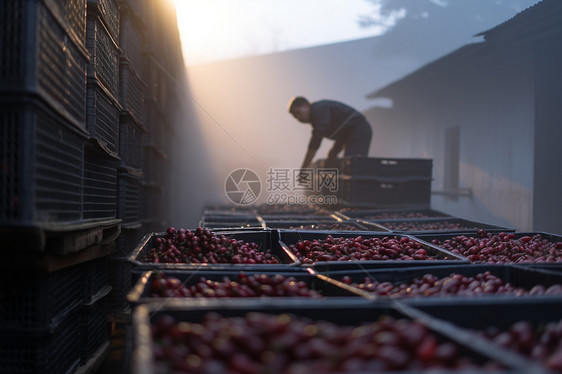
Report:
37,3,88,126
0,265,83,331
80,293,109,364
119,116,145,170
47,0,87,44
340,157,433,178
86,80,120,155
86,14,120,98
83,257,111,304
83,144,118,220
1,98,86,226
0,308,81,374
119,61,146,126
1,1,87,128
118,173,141,225
88,0,120,41
338,177,432,209
140,184,164,222
143,97,165,149
143,147,166,186
108,256,133,313
119,7,145,75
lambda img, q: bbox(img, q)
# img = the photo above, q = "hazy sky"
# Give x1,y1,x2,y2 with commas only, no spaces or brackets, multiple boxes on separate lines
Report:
174,0,539,65
175,0,404,65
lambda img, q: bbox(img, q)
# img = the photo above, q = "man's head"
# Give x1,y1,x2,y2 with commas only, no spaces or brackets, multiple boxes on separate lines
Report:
288,96,311,123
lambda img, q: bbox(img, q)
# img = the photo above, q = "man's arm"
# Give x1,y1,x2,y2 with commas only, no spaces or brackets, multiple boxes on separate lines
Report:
301,148,317,169
327,139,344,160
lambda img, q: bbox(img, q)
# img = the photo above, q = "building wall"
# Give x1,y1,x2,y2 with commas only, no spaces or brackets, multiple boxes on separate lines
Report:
365,43,536,231
533,38,562,234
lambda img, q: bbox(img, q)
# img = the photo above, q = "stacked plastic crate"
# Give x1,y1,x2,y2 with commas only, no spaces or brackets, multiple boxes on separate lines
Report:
140,0,173,235
310,156,433,209
0,1,117,372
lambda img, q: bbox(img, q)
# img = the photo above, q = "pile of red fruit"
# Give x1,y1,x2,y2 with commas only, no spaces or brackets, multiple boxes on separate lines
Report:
478,319,562,371
296,223,364,231
145,227,280,264
151,312,496,373
339,271,562,298
286,235,437,264
379,220,478,232
150,272,322,298
429,230,562,263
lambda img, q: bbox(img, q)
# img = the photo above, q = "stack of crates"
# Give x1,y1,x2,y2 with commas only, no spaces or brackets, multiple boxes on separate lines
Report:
310,157,433,209
0,0,183,371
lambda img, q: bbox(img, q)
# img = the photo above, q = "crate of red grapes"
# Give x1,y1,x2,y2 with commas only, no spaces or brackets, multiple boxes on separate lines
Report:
367,218,514,234
413,230,562,264
336,208,452,221
278,231,467,271
412,298,562,373
127,269,370,306
263,220,389,232
131,301,533,373
316,264,562,303
128,227,301,271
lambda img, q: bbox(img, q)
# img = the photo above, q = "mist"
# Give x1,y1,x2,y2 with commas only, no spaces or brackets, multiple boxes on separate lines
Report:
166,0,562,233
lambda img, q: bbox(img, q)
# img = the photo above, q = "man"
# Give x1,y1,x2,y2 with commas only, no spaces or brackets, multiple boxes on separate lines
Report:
288,96,372,172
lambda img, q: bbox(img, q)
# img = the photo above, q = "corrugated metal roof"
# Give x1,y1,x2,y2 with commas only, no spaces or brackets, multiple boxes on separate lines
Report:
476,0,562,42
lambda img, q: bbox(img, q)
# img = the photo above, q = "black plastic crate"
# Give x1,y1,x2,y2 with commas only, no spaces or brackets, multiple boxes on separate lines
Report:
83,256,112,304
317,264,562,302
413,231,562,264
336,208,453,221
108,255,134,313
264,219,389,232
86,13,120,98
119,61,146,126
339,156,433,178
143,56,169,113
0,307,81,374
131,302,530,374
83,142,118,220
199,214,262,225
0,265,83,331
118,171,142,225
0,1,88,126
410,298,562,373
128,269,367,307
119,7,146,76
260,213,339,222
140,182,165,222
367,217,514,234
88,0,120,41
0,97,86,233
80,291,110,365
338,176,432,209
142,146,167,185
199,221,266,230
119,114,146,170
117,222,144,257
86,80,121,154
254,203,324,215
129,230,301,271
278,230,466,272
143,98,166,149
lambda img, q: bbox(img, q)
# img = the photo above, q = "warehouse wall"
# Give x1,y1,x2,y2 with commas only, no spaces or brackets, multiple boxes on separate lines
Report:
364,42,536,231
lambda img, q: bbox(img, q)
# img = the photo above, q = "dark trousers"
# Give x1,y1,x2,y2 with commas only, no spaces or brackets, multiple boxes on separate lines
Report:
342,121,372,156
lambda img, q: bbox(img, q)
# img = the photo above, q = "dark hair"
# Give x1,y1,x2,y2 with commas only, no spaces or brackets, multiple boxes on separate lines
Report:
287,96,309,112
